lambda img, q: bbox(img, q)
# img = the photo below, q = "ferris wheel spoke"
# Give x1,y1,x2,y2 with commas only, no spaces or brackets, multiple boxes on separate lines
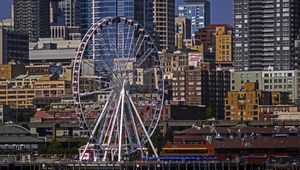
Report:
126,26,135,59
122,26,134,77
132,47,155,72
132,34,146,59
83,99,109,116
129,33,143,60
82,76,112,85
128,65,157,81
127,26,135,59
106,26,123,74
79,89,112,97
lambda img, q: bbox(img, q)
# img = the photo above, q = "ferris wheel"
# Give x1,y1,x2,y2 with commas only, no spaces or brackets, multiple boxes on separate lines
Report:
72,16,164,162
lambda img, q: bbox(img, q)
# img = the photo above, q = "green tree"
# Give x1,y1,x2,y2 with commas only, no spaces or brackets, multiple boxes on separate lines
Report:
147,129,165,156
43,105,51,112
164,127,174,144
40,139,64,154
206,106,214,119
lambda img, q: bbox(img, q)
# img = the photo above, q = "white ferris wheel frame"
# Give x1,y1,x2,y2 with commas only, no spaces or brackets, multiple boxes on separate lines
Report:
72,16,164,162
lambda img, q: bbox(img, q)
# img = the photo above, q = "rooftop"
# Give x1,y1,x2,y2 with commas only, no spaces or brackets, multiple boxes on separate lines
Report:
175,126,299,136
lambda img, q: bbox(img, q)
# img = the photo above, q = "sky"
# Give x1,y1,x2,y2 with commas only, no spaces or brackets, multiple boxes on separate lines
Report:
0,0,233,24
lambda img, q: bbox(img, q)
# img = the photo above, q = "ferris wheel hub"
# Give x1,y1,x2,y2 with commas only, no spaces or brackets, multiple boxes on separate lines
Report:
123,79,130,90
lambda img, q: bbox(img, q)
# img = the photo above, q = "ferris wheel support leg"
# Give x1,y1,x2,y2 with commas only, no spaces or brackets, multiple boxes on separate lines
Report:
103,92,123,162
126,91,159,158
127,99,144,159
118,88,125,162
79,92,113,162
79,142,90,161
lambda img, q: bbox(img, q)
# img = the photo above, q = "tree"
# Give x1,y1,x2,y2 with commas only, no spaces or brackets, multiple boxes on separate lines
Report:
40,139,64,154
146,129,165,156
206,106,214,119
164,127,174,144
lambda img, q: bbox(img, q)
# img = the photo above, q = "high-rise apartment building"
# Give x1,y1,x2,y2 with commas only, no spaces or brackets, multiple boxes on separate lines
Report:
195,24,232,54
215,26,233,63
233,0,300,71
153,0,175,51
175,17,192,49
58,0,80,27
172,66,230,119
178,0,210,36
14,0,51,42
0,28,29,64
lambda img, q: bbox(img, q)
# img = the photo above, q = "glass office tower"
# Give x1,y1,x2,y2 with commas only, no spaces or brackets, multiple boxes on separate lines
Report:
80,0,154,74
81,0,153,36
178,0,210,36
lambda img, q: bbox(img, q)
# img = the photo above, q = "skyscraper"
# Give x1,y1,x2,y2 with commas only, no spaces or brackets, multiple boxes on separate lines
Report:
14,0,51,42
58,0,80,27
0,28,29,64
175,16,192,49
80,0,155,74
178,0,210,37
80,0,154,36
153,0,175,51
234,0,300,71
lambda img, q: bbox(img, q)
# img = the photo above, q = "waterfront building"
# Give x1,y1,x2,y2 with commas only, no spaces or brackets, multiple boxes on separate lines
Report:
276,111,300,120
175,17,192,49
225,82,261,120
225,82,291,120
230,68,300,103
14,0,51,42
0,75,44,108
0,28,29,65
29,39,80,66
0,125,45,155
0,74,71,109
172,66,230,119
233,0,300,70
164,126,300,164
0,64,25,80
154,0,176,51
33,80,71,108
178,0,210,36
25,65,63,76
259,105,298,120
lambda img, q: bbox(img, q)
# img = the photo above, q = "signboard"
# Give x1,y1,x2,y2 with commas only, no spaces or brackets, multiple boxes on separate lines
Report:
188,52,203,67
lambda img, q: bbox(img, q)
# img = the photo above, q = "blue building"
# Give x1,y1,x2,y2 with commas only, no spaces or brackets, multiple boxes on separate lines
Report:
178,0,210,37
80,0,154,36
80,0,154,73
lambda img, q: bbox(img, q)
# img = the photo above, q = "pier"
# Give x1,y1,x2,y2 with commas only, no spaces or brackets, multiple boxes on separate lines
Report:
0,161,298,170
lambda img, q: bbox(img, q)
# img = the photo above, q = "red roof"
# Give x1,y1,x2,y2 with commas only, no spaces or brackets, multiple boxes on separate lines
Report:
34,111,53,118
